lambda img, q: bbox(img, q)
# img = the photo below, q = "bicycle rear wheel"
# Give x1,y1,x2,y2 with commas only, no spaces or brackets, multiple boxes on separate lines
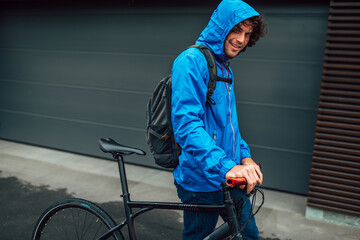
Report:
32,198,124,240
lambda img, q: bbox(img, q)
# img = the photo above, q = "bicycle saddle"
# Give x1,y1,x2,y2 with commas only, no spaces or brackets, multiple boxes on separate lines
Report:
99,138,146,156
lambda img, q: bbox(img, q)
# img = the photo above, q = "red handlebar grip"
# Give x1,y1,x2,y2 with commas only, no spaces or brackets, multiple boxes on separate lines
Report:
226,177,247,187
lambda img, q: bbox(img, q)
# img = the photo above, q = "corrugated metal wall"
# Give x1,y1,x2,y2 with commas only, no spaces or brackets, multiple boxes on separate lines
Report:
308,0,360,216
0,4,212,167
0,1,329,194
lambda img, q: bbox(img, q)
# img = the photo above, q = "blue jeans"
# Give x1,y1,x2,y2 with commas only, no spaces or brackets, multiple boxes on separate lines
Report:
175,182,259,240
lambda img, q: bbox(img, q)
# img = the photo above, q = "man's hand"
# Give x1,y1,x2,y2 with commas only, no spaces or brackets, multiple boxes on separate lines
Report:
225,157,263,194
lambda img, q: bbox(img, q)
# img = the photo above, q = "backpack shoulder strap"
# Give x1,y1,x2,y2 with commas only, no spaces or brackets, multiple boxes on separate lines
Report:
189,44,229,105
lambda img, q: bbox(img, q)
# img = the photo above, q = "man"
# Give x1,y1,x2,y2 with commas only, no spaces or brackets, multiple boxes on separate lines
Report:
171,0,266,239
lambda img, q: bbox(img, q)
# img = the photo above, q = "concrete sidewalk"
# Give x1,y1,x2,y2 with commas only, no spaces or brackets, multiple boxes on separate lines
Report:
0,139,359,240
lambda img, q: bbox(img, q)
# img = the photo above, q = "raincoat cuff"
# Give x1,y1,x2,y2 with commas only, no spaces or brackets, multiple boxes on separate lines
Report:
219,159,237,179
241,150,252,160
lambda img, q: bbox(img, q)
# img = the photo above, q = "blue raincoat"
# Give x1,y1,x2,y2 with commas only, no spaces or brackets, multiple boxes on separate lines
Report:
171,0,259,192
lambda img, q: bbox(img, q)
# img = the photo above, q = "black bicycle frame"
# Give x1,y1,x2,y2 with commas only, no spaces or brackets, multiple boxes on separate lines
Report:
96,154,242,240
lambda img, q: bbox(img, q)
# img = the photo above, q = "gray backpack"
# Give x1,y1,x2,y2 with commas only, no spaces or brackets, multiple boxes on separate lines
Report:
146,45,228,168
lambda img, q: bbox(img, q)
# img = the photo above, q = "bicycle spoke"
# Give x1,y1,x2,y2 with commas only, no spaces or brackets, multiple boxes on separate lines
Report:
61,209,75,240
92,217,105,240
71,208,81,240
64,226,71,240
79,210,88,239
83,213,97,239
59,211,72,240
50,213,70,240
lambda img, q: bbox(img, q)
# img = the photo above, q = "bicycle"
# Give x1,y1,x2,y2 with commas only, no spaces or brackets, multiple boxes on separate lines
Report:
32,138,264,240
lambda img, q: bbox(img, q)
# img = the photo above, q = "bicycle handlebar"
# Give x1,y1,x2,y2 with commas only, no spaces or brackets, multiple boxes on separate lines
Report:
225,177,247,187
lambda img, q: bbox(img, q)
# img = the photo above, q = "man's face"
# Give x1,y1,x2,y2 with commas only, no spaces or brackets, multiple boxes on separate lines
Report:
224,20,253,59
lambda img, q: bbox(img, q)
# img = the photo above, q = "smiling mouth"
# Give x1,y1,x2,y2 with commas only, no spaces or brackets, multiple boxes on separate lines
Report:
230,42,242,50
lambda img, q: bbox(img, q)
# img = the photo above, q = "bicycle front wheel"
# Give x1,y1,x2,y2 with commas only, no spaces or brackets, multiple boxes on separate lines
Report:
32,198,124,240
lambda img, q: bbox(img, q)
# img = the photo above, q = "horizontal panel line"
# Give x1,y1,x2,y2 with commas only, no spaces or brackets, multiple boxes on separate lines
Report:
310,173,360,187
249,144,311,155
310,179,360,193
325,49,360,56
308,196,360,211
1,78,317,111
0,8,215,16
0,47,323,65
317,121,360,131
320,89,360,98
315,132,360,144
327,30,360,36
319,95,360,105
235,56,322,65
308,194,360,208
309,189,360,203
330,2,360,7
0,47,177,58
323,69,360,77
316,126,360,138
313,150,360,163
307,202,360,216
318,101,360,111
330,7,360,12
313,156,360,168
314,145,360,157
326,42,360,49
328,23,360,29
315,137,360,150
311,161,360,174
318,102,360,113
261,9,329,16
0,8,329,17
324,56,360,64
0,78,150,96
322,76,360,84
328,15,360,21
324,63,360,71
0,109,145,133
309,190,360,204
311,166,360,180
312,156,360,169
0,79,308,112
317,115,360,125
321,81,360,90
236,100,317,111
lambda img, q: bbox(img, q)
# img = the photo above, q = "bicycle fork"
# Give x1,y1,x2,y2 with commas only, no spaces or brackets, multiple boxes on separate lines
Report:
202,183,243,240
221,183,243,240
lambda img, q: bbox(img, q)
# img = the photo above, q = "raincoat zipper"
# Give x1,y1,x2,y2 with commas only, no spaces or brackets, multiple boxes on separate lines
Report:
219,60,236,159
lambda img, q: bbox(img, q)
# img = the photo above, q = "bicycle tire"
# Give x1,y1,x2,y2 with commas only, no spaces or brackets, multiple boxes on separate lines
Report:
32,198,124,240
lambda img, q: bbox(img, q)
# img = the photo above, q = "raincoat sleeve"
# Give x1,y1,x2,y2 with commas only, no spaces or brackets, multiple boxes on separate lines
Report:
240,138,251,160
171,49,236,179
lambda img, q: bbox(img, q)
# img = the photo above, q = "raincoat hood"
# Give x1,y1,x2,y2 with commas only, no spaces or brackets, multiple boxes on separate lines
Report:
196,0,259,60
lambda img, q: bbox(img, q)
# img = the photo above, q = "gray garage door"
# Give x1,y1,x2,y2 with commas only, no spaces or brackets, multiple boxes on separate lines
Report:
0,1,329,194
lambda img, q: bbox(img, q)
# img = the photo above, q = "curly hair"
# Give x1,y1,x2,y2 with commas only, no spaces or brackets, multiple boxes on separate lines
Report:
230,15,266,52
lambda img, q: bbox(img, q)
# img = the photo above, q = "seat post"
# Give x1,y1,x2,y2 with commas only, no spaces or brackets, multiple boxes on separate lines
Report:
116,154,137,240
116,154,130,200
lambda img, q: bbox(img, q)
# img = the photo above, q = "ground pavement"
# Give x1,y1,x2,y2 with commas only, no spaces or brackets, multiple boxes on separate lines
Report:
0,139,359,240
